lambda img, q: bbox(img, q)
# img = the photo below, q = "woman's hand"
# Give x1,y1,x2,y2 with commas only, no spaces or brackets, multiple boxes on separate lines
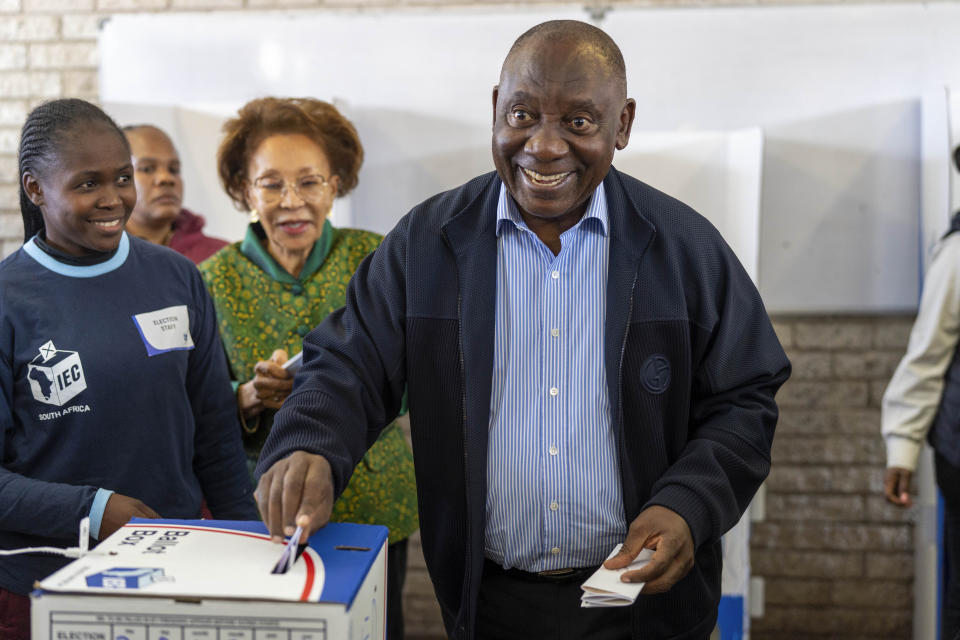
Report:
237,349,293,417
99,493,160,540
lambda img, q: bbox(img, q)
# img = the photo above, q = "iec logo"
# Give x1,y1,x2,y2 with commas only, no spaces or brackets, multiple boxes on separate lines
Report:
27,340,86,407
85,567,164,589
640,354,671,394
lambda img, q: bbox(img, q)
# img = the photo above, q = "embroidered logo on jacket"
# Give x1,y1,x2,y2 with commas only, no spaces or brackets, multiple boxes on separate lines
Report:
641,354,671,394
27,340,87,406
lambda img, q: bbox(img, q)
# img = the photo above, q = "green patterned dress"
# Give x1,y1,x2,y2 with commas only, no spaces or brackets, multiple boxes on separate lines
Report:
199,221,418,544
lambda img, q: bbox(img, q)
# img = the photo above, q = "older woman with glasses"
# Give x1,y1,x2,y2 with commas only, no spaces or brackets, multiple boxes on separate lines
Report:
199,97,417,639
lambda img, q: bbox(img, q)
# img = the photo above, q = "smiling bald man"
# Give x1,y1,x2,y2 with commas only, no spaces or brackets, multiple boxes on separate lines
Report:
254,20,791,640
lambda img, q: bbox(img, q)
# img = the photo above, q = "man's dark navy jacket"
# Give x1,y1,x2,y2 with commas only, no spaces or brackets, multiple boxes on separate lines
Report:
258,167,791,639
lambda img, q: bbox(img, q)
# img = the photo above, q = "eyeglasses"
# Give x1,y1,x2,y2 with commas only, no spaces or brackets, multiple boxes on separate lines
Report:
252,174,333,205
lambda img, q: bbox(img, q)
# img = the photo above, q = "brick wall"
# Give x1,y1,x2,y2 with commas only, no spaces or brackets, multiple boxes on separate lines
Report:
752,315,916,640
0,1,929,638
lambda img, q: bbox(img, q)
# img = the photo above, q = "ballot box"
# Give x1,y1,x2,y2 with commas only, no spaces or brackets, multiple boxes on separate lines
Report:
31,519,387,640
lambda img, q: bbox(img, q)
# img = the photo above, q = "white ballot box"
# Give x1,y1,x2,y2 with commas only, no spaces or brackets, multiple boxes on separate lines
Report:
31,519,388,640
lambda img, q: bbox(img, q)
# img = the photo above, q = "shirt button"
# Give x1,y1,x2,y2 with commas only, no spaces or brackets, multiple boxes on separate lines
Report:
549,501,559,511
548,445,558,456
551,546,560,555
551,270,560,280
291,284,304,295
549,387,558,397
551,328,559,338
297,325,311,337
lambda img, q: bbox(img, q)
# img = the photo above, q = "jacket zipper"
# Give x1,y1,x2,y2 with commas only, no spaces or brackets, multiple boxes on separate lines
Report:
618,269,638,521
442,228,473,639
457,290,475,640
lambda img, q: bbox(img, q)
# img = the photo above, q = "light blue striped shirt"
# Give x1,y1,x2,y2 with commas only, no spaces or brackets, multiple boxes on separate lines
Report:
485,183,627,572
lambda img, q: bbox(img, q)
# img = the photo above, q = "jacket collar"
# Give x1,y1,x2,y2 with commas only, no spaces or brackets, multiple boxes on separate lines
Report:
439,168,654,250
439,173,500,255
603,167,657,262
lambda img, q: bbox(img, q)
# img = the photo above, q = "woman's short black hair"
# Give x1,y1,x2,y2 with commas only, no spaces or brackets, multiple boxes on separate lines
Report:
18,99,129,241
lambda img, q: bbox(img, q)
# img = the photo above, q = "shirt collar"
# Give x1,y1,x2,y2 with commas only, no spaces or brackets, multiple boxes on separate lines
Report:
240,219,334,284
495,181,609,238
22,232,130,278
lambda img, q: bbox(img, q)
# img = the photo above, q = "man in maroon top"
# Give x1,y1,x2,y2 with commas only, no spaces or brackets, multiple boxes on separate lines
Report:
124,124,228,264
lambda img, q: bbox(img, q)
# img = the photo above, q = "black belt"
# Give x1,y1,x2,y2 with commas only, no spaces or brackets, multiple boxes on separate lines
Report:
483,558,597,584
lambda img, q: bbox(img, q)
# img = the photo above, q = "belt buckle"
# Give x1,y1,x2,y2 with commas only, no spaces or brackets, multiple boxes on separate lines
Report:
537,567,577,578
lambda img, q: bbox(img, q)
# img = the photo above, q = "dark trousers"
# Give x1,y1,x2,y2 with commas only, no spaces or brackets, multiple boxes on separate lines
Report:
475,559,632,640
0,587,30,640
388,538,408,640
937,454,960,640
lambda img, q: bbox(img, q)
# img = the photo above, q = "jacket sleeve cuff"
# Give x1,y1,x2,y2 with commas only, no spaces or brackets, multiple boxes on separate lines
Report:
88,488,115,540
885,436,922,471
644,484,714,550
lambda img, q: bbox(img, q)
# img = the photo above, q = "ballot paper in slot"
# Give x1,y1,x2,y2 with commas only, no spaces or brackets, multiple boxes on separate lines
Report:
271,524,304,574
580,545,655,608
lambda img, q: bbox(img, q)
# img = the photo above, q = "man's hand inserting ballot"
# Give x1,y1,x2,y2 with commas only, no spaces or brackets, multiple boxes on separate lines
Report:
602,505,694,594
256,451,335,544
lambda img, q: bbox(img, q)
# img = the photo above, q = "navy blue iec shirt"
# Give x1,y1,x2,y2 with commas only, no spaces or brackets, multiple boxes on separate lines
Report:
0,233,256,594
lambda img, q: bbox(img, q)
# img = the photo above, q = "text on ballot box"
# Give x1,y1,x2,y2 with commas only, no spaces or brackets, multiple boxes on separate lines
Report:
31,520,387,640
43,612,326,640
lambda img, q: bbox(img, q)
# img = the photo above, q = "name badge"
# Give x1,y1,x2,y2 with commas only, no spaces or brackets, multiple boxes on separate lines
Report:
132,305,195,356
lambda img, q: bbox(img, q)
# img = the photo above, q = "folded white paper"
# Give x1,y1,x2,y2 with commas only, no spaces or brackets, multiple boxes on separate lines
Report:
580,544,655,607
282,351,303,374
